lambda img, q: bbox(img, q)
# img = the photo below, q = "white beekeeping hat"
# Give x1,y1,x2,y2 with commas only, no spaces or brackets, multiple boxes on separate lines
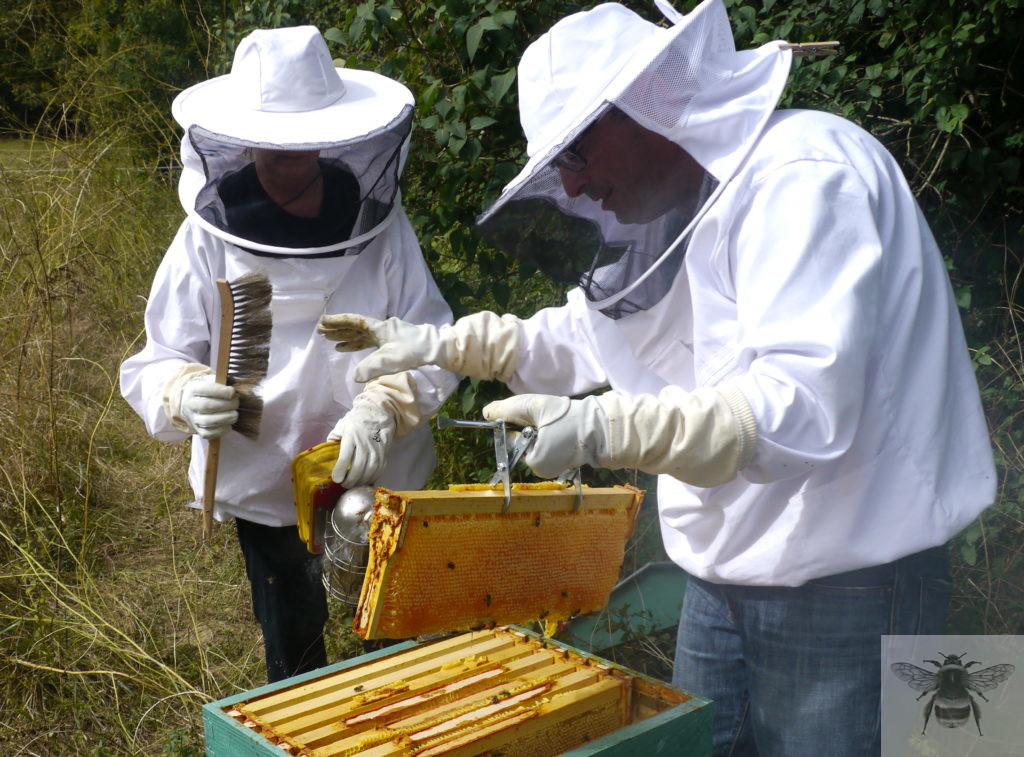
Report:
172,26,416,256
478,0,792,316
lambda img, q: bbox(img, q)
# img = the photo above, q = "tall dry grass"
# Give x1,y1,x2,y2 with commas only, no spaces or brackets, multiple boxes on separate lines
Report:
0,132,366,755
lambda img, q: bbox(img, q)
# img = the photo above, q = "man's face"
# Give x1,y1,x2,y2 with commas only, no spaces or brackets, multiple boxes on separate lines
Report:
556,109,703,225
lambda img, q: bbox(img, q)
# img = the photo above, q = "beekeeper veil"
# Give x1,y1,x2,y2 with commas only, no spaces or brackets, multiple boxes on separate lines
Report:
172,26,414,257
477,0,792,317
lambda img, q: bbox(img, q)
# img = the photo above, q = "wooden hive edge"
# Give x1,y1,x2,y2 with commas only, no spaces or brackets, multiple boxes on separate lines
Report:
308,655,629,756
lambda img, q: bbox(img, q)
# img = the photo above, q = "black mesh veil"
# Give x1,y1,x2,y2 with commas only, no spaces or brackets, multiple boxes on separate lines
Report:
478,160,716,319
185,105,414,256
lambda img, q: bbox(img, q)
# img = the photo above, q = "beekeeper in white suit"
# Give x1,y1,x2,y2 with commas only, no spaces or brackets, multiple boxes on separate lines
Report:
120,26,457,683
319,1,996,753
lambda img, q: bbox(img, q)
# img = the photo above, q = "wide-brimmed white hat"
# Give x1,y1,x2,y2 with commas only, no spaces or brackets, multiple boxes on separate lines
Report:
476,0,792,315
490,0,790,206
172,25,413,146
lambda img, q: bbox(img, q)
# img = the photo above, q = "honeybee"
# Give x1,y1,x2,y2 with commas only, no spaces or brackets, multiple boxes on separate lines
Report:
891,653,1015,736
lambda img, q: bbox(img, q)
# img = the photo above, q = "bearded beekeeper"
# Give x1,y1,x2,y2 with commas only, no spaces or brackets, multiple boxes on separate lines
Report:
318,1,997,752
120,26,457,683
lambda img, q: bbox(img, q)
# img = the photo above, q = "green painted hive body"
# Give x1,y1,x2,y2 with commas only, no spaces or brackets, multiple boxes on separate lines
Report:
203,626,711,756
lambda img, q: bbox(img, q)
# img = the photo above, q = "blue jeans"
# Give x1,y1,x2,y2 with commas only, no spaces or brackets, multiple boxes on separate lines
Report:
673,546,951,757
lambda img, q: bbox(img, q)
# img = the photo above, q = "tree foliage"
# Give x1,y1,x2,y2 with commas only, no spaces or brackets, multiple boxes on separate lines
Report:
737,0,1022,308
323,0,588,321
0,0,228,158
5,0,1018,305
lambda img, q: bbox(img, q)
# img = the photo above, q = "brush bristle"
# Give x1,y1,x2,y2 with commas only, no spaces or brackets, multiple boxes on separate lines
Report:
225,272,273,439
232,382,264,439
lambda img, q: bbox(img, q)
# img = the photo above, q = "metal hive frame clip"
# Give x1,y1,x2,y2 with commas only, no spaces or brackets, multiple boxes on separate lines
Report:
436,416,538,512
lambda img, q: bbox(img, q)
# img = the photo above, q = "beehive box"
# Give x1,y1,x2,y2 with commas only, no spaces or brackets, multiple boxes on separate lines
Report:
203,626,712,756
356,484,643,639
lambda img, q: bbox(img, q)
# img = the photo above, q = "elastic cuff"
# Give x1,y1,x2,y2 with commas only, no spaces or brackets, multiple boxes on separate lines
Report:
717,384,758,469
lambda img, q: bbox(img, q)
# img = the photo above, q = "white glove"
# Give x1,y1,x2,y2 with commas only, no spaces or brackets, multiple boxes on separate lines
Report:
173,369,239,440
483,394,602,479
317,311,521,383
483,385,757,487
328,393,397,487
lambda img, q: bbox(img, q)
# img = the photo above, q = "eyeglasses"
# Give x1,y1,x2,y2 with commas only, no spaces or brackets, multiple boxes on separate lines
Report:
552,121,598,173
553,146,587,173
551,107,626,174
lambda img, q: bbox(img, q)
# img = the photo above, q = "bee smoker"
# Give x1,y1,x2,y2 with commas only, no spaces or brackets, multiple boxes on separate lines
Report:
321,486,375,605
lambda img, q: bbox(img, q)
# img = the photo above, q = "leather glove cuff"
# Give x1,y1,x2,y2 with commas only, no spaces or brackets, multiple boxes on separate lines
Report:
596,385,757,487
438,311,522,383
318,311,521,383
484,386,758,487
162,363,214,434
356,374,422,437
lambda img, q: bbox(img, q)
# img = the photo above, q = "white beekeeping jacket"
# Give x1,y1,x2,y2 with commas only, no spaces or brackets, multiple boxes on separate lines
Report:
484,1,995,585
120,211,457,527
508,107,995,586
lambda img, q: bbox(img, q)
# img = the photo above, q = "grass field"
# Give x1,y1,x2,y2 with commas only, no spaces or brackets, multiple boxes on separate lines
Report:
0,135,318,755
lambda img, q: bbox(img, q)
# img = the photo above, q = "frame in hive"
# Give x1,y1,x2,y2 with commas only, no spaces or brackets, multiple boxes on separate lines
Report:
204,625,712,756
355,484,644,640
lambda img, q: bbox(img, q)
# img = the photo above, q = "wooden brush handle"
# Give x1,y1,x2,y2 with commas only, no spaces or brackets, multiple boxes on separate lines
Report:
213,279,234,385
203,278,235,539
202,440,221,539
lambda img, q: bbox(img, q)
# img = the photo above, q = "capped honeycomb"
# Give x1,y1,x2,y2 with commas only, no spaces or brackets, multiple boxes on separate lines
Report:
355,483,643,640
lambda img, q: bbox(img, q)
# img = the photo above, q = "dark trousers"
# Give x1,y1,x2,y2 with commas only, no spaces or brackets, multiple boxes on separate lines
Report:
235,518,328,683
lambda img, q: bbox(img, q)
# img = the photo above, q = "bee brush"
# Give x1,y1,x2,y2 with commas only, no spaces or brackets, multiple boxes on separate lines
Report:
203,271,273,538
